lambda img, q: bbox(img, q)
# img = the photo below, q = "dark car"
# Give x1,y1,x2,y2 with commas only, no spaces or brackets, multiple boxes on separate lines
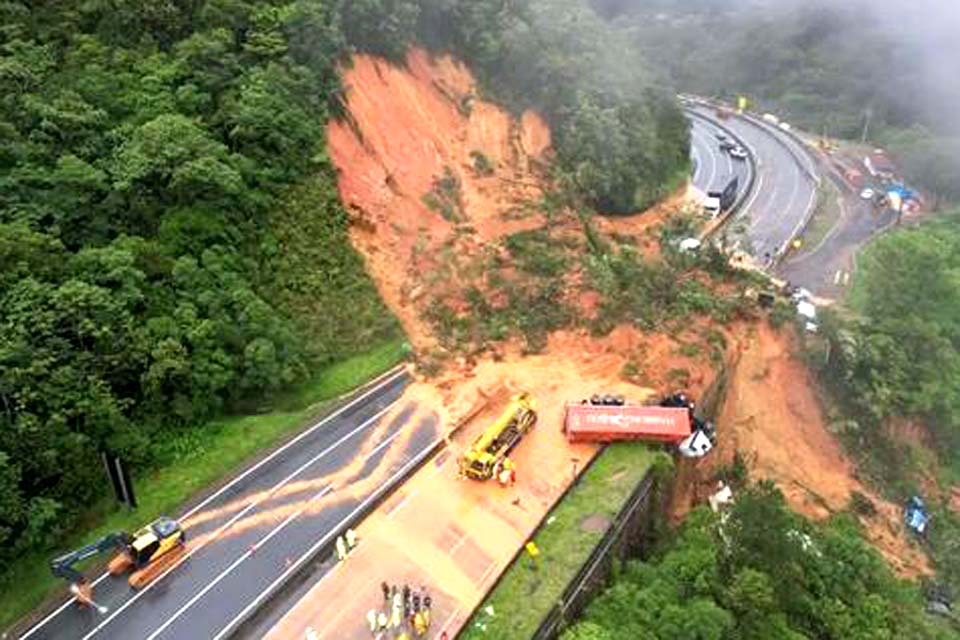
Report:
718,140,736,152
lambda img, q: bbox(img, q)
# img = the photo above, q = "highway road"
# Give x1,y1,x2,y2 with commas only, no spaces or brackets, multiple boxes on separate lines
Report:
689,116,749,196
779,183,898,298
20,366,439,640
688,105,819,265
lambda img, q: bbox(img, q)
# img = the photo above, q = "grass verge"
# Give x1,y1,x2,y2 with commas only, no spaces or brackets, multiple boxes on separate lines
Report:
1,339,407,633
459,443,658,640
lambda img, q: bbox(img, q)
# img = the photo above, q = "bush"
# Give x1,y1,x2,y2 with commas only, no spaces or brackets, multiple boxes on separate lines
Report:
470,150,495,176
770,299,796,328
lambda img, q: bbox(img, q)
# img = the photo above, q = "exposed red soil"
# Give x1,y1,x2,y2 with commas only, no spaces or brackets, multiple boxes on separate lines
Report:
327,48,552,350
325,47,931,584
677,323,932,578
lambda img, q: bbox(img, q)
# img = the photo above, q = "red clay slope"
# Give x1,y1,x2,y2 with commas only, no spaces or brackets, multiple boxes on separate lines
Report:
327,48,551,349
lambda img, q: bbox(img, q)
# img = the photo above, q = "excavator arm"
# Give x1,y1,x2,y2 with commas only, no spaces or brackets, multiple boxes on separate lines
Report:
50,532,132,583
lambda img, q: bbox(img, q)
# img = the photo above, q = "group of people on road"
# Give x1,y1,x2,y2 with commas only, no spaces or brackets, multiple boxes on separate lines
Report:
367,582,434,638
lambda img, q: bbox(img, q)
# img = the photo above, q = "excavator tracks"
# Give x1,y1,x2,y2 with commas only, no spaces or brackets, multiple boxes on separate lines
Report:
128,543,187,589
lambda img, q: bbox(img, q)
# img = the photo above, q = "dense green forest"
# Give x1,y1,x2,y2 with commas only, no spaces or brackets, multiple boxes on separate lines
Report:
344,0,691,213
591,0,960,202
0,0,399,574
563,482,954,640
824,212,960,456
815,210,960,594
0,0,691,604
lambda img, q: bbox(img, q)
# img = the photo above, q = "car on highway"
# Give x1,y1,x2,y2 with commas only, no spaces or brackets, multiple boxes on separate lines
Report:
729,146,748,160
715,132,728,141
719,139,736,152
860,187,876,200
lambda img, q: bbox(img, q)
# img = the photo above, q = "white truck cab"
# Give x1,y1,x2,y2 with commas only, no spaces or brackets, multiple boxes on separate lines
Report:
703,195,721,217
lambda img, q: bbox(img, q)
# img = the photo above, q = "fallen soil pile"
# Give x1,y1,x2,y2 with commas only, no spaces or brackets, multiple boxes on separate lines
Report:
326,47,930,581
675,323,932,578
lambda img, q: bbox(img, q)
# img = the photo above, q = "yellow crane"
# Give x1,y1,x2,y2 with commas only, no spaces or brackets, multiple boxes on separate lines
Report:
459,393,537,481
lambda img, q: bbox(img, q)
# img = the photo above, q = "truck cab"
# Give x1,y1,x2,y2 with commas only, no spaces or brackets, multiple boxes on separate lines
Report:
703,195,721,218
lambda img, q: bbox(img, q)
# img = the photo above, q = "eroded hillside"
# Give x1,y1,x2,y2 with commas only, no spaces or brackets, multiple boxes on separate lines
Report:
326,48,930,579
328,49,552,348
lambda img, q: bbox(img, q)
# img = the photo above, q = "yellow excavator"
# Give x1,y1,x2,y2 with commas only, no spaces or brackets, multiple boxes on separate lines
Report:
459,393,537,481
50,516,186,598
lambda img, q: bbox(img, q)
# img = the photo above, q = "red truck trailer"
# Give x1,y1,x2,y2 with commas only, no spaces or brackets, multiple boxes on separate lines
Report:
564,404,691,444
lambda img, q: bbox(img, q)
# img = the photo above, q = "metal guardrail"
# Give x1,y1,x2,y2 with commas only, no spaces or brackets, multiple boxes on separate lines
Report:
683,107,759,240
530,470,658,640
684,98,827,268
229,435,446,639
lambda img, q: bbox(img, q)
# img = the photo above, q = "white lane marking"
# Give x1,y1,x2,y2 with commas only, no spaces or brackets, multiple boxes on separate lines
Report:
210,436,442,640
739,165,765,219
748,182,779,232
691,146,703,182
79,403,403,640
843,271,850,286
142,426,407,640
477,560,499,590
20,365,407,640
448,534,468,557
691,127,718,190
783,164,801,222
143,482,335,640
783,195,848,267
834,270,842,285
385,489,418,519
784,179,818,249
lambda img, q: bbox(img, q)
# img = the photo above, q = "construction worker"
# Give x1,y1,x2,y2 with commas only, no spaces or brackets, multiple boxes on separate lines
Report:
402,584,411,616
305,627,319,640
497,458,516,486
421,595,432,632
392,589,403,628
367,609,378,634
413,610,427,636
335,535,347,562
382,581,390,603
377,611,388,631
346,527,358,550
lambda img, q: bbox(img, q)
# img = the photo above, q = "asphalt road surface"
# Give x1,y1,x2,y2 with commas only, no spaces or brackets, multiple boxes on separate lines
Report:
690,106,819,264
689,116,749,196
20,366,439,640
778,183,897,298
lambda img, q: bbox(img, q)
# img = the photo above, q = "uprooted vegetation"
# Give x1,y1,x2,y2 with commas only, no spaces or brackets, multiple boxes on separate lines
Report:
422,212,762,359
327,45,939,595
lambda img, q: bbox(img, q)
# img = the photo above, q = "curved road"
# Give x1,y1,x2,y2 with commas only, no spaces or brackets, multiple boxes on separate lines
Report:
19,368,439,640
689,116,749,196
19,101,838,640
687,104,819,266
